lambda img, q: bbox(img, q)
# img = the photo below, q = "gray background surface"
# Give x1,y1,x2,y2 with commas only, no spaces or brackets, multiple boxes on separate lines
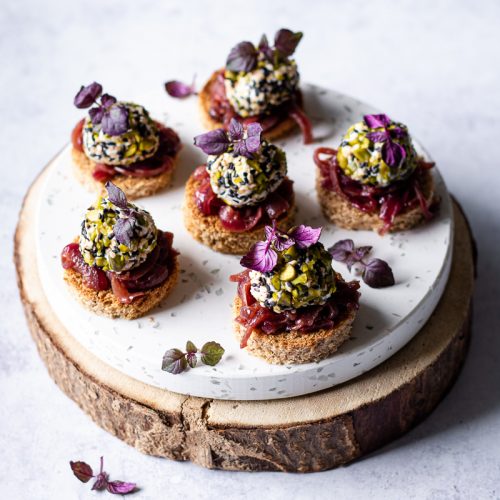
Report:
1,1,499,498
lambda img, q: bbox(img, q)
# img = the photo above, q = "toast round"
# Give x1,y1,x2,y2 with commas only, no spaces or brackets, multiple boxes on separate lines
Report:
183,172,296,255
63,254,179,320
316,167,436,233
71,147,177,200
199,70,298,142
233,296,356,365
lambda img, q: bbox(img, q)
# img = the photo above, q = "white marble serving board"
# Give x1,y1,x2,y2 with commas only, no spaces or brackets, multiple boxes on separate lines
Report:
35,84,453,401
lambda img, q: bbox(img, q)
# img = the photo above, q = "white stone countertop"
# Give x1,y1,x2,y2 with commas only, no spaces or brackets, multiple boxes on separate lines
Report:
1,0,499,498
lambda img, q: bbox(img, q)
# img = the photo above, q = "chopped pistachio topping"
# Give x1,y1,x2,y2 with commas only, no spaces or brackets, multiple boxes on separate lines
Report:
337,120,418,187
83,102,159,166
79,196,157,273
249,242,336,313
206,140,287,207
224,52,299,117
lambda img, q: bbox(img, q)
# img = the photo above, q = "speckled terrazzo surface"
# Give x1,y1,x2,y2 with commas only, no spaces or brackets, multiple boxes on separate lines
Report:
2,0,500,498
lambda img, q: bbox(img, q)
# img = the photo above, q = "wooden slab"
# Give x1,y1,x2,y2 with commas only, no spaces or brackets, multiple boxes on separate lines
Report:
15,166,475,472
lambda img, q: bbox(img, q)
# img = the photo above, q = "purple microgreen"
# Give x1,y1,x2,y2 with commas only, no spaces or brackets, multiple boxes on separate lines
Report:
329,240,395,288
74,82,129,135
366,131,389,143
162,341,224,374
233,121,262,158
194,128,230,155
382,139,406,168
258,34,273,61
228,118,244,141
240,240,278,273
288,225,321,248
70,461,93,483
364,113,391,129
362,258,395,288
101,104,129,136
274,29,303,59
70,456,136,495
100,93,117,108
162,348,188,374
200,341,225,366
114,217,135,247
106,182,128,209
88,106,104,125
74,82,102,109
165,77,196,98
107,481,137,495
226,41,258,72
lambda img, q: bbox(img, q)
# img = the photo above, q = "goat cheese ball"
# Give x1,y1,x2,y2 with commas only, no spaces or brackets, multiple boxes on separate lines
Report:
83,102,160,166
224,53,299,118
206,141,287,207
249,242,337,313
337,120,418,187
79,195,157,273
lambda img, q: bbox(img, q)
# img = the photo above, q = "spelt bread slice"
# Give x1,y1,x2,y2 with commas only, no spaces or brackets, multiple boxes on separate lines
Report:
199,70,298,141
71,148,177,200
232,296,356,365
316,167,436,233
63,255,179,320
183,172,295,255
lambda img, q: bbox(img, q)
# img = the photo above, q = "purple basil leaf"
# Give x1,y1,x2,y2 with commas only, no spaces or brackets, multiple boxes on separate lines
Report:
244,135,261,155
366,131,388,143
364,113,391,129
186,352,197,369
100,93,117,108
101,105,129,136
354,246,372,260
362,258,395,288
240,241,277,273
107,481,137,495
106,181,128,209
74,82,102,108
228,118,244,141
165,80,195,98
289,225,321,248
233,140,249,158
328,239,355,263
273,232,294,251
389,126,406,139
258,34,273,61
247,121,263,138
70,461,94,483
274,29,303,58
194,128,230,155
226,41,258,72
92,472,109,491
114,217,135,247
88,106,104,125
382,139,406,167
162,348,188,374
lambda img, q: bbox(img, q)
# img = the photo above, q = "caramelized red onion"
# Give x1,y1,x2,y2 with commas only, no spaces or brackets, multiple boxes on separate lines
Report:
193,167,294,232
70,119,181,182
61,231,177,304
207,70,313,143
230,270,360,348
314,147,436,234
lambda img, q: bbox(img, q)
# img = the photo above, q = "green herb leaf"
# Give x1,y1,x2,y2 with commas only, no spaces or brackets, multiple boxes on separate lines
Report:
162,348,187,374
200,342,225,366
186,340,197,354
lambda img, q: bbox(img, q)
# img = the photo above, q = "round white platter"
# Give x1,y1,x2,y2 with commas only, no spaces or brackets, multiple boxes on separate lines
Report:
35,83,453,401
